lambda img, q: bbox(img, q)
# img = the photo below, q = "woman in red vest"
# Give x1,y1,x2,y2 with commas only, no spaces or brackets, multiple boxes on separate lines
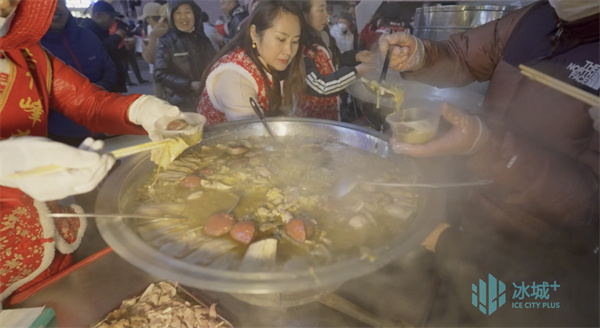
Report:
0,0,189,303
197,1,305,125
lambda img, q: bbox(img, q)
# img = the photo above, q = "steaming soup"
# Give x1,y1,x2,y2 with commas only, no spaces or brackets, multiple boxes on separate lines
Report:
131,136,420,272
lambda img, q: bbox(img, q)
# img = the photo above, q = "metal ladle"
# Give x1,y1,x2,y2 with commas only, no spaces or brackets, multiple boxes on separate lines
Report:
333,178,494,199
249,97,275,138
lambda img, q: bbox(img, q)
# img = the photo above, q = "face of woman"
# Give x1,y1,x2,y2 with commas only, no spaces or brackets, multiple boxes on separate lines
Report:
251,12,300,72
173,4,195,32
307,0,328,32
49,0,69,31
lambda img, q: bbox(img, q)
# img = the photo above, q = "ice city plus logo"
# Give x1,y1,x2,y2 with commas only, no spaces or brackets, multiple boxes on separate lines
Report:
472,274,506,315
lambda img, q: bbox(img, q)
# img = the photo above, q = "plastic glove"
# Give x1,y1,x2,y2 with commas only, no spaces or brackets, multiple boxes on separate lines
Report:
0,137,116,201
355,50,374,64
127,95,182,141
390,102,490,157
379,31,425,72
589,106,599,131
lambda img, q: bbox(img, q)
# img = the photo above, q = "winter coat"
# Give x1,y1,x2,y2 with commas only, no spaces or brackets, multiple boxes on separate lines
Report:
402,1,599,247
142,20,168,65
80,17,127,92
41,14,119,141
0,0,145,303
154,0,216,112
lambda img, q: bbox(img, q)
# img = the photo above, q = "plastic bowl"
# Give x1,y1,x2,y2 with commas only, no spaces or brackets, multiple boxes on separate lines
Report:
154,112,207,145
386,107,441,144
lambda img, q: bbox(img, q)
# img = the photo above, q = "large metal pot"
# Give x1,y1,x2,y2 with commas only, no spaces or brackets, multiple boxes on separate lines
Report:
96,118,444,307
413,4,519,41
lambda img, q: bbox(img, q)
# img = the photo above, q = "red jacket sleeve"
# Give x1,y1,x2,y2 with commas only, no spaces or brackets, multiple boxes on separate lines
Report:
48,54,146,136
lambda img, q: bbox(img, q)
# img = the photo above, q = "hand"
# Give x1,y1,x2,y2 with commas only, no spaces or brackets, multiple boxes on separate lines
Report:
390,102,490,157
127,95,182,141
355,50,374,64
0,137,116,201
355,62,376,77
190,81,202,92
379,32,425,72
589,106,599,131
115,28,127,39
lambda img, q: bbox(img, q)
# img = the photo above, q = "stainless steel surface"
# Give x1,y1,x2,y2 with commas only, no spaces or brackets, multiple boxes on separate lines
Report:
413,5,518,41
333,178,494,199
94,118,445,306
46,213,184,220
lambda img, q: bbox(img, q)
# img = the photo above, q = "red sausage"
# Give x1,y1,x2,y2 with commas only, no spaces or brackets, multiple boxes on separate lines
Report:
180,175,202,189
205,213,234,237
229,221,256,244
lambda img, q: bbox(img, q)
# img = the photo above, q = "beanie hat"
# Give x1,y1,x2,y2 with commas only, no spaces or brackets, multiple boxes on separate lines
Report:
0,0,57,50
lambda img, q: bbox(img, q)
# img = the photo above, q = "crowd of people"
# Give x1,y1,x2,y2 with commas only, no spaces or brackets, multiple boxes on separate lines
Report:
0,0,598,326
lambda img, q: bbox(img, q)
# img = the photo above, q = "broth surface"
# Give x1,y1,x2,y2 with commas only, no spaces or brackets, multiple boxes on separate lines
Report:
132,136,421,272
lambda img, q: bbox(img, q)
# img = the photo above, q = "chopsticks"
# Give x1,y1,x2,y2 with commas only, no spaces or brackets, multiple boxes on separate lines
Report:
9,139,173,179
519,64,600,107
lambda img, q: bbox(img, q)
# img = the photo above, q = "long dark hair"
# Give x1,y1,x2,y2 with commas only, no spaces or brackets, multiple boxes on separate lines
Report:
199,0,306,113
294,0,342,67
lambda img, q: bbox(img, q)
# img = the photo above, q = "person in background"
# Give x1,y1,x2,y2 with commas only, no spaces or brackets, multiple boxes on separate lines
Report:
214,0,248,47
41,0,118,146
141,2,169,98
215,15,226,37
330,11,355,53
358,2,420,51
239,0,260,29
293,0,374,121
154,0,216,112
201,11,220,51
380,0,599,326
197,1,305,125
80,0,128,92
114,14,148,86
127,0,141,19
0,0,189,304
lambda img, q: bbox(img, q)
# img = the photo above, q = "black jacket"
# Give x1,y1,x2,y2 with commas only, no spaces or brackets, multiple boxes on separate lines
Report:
154,0,216,111
80,18,127,92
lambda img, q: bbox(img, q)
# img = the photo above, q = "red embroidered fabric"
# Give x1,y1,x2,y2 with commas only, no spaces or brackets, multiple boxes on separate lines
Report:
197,47,270,125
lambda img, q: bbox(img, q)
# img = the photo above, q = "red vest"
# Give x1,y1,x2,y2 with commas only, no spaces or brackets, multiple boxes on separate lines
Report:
197,47,271,125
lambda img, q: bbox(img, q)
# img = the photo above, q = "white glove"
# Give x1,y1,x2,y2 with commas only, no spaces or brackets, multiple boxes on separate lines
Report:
128,95,182,141
379,32,425,72
0,137,116,201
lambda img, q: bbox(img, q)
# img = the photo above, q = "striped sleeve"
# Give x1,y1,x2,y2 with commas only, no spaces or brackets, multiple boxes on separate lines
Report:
304,56,357,97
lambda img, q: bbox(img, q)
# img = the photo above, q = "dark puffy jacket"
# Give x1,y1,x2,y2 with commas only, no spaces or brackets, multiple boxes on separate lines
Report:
403,1,599,248
80,17,127,92
154,0,216,111
41,14,118,142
